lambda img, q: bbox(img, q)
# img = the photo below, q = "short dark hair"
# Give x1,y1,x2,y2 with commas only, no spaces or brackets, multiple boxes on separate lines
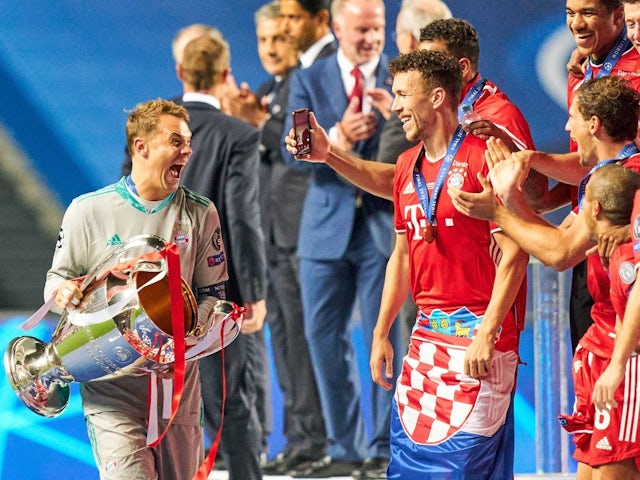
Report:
576,76,640,143
389,49,462,109
419,18,480,69
588,164,640,226
297,0,331,15
602,0,623,12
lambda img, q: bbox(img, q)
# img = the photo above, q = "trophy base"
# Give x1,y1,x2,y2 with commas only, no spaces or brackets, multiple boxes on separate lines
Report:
4,336,70,418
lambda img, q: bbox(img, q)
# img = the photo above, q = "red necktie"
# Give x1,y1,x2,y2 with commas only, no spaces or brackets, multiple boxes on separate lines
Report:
349,67,364,112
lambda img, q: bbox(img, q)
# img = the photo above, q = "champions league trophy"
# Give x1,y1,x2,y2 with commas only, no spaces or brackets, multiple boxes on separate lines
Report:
3,235,242,418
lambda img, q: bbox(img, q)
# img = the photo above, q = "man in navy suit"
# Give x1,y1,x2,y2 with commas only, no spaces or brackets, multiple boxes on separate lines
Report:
282,0,404,477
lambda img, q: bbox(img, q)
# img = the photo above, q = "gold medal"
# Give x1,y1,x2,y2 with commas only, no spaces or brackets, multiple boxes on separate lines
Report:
422,223,436,243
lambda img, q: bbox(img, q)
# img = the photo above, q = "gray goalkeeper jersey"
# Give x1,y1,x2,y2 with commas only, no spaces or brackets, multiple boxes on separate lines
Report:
45,177,228,425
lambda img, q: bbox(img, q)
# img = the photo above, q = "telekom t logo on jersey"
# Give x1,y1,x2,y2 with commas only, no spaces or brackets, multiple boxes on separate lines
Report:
404,204,426,240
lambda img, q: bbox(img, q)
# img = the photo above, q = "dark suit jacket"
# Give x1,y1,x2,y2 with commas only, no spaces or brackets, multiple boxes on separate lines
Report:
179,100,266,305
257,70,310,250
282,53,395,260
256,41,336,249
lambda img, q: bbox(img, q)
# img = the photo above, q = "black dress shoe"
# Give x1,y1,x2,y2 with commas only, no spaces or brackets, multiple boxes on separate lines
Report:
353,457,388,479
262,451,287,475
262,451,324,475
289,455,362,478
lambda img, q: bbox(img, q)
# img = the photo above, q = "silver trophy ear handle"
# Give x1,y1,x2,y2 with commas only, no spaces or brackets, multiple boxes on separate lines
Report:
79,235,167,290
184,300,245,360
4,336,70,418
213,300,245,319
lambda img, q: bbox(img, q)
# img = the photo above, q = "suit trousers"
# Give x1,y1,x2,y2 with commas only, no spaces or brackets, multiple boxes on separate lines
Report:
199,332,263,480
266,245,327,456
299,211,404,461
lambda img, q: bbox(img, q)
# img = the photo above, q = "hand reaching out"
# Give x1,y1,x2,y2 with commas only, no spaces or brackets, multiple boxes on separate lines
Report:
365,87,394,120
448,170,500,222
585,224,631,269
485,137,530,199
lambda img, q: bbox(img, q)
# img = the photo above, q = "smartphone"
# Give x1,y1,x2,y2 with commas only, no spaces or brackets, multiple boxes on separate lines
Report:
292,108,311,155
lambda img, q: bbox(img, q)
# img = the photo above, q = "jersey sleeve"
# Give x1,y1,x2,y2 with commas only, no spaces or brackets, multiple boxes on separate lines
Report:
44,199,91,302
632,190,640,264
192,203,229,300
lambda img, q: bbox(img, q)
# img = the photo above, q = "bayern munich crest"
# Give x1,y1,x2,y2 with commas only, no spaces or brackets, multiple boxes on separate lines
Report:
172,229,190,249
447,173,465,189
619,261,637,285
634,215,640,240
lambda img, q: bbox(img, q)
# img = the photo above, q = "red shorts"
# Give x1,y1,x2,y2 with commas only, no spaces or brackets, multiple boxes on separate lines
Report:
559,345,640,467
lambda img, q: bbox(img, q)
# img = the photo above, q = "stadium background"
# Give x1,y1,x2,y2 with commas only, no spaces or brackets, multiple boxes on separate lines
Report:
0,1,577,477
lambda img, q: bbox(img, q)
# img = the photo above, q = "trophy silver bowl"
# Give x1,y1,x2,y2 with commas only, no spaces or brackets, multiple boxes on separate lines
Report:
4,235,240,418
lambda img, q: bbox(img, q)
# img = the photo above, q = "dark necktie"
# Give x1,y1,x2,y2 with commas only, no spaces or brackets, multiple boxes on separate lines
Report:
349,67,364,112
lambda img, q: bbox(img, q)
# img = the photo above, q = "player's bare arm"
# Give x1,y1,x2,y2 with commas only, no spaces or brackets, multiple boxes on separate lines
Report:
285,111,395,200
488,137,589,187
450,167,594,271
464,231,529,379
370,233,410,391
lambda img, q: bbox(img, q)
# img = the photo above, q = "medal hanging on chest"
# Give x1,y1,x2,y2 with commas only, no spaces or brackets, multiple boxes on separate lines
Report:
412,126,466,244
422,223,436,243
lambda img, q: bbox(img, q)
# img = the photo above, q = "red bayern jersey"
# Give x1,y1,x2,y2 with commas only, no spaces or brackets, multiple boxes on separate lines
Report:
568,46,640,153
609,242,636,322
632,189,640,264
394,135,518,352
566,47,640,205
580,155,640,357
465,74,535,151
464,74,532,336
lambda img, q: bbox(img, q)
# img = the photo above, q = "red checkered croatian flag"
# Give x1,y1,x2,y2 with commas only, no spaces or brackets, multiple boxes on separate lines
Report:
396,327,516,445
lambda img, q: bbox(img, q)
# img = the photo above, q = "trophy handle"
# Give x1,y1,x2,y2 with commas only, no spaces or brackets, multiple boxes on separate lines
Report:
185,301,244,360
4,336,70,418
80,234,166,290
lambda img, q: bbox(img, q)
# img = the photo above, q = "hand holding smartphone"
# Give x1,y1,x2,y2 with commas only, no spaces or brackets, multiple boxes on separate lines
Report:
292,108,311,156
